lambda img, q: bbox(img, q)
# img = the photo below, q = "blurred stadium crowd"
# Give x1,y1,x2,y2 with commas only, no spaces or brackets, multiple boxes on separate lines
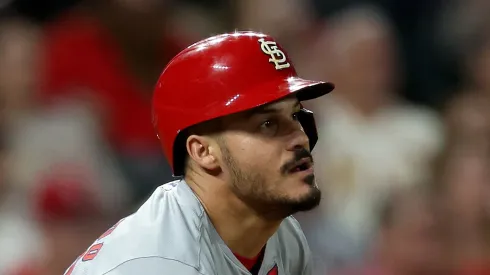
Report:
1,0,490,274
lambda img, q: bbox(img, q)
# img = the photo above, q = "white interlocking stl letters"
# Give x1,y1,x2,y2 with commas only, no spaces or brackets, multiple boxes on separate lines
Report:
258,38,291,70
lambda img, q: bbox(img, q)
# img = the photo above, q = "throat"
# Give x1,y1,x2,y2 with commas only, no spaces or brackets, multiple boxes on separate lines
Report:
188,179,280,258
213,213,279,258
208,204,280,258
186,177,280,258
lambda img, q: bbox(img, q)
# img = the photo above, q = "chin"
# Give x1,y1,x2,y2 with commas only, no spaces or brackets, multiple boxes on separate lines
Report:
253,175,322,218
291,186,322,212
282,179,321,214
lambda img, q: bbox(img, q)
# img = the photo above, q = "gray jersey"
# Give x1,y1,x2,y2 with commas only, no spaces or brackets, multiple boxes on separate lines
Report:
64,180,314,275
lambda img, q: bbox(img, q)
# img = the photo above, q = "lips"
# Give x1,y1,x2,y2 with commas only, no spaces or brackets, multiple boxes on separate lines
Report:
289,157,313,173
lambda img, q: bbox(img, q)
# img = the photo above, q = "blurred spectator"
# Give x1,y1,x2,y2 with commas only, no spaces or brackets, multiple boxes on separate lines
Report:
0,165,41,275
2,96,131,274
168,2,229,41
233,0,333,69
0,16,43,275
295,5,443,273
311,0,450,109
434,92,490,274
460,30,490,104
332,187,446,275
0,16,39,121
37,0,188,204
234,0,315,46
0,152,42,275
435,15,490,274
437,0,490,66
7,101,131,220
7,171,115,275
0,18,132,268
437,0,490,104
436,13,490,273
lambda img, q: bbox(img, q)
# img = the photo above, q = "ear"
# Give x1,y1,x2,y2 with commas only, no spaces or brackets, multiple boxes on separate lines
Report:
186,134,220,171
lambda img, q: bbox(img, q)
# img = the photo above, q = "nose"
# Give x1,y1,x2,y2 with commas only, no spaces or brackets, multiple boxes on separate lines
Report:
286,125,310,151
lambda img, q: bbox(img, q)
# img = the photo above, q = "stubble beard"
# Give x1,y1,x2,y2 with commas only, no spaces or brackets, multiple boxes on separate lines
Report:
222,146,322,220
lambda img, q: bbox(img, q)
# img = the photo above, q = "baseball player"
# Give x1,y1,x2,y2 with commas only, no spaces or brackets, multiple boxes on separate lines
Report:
64,31,334,275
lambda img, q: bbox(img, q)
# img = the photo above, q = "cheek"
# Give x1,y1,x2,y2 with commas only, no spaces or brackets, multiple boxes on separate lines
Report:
232,139,283,172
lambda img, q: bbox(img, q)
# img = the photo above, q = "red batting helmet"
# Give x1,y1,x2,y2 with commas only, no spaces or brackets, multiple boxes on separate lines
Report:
152,31,334,176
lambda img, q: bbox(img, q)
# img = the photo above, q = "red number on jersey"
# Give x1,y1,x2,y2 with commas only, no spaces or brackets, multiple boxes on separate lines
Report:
82,243,104,261
64,219,125,273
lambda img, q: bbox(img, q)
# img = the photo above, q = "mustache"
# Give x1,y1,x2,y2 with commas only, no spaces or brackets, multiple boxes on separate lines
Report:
280,148,313,174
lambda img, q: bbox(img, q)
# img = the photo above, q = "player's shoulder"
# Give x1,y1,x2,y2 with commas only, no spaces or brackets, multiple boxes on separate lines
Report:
272,216,312,273
277,216,310,253
66,180,207,275
104,257,205,275
277,215,309,248
67,256,206,275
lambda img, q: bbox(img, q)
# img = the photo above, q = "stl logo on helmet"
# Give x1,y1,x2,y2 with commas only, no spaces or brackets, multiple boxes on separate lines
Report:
258,38,291,70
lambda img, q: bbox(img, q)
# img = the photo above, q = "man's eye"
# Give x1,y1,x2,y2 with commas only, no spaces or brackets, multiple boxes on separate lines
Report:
259,119,279,135
292,112,300,121
261,120,273,128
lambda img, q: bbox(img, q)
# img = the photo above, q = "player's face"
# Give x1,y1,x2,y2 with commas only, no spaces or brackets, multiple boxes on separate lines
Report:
218,97,321,218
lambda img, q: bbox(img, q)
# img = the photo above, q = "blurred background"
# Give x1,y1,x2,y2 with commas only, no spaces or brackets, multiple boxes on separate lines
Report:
0,0,490,274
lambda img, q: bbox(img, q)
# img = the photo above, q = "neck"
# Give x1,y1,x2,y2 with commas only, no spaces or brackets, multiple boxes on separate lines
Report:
186,174,281,258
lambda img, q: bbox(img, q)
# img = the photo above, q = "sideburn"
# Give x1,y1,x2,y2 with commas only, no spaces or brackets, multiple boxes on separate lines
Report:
219,140,259,197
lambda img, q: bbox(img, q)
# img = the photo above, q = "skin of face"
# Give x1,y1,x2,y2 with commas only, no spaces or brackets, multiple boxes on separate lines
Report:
214,96,321,218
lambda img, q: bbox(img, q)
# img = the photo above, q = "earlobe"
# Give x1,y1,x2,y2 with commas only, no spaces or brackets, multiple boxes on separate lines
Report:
201,154,217,168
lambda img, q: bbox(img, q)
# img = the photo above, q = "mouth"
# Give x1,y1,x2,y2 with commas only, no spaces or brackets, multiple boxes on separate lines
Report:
288,157,314,174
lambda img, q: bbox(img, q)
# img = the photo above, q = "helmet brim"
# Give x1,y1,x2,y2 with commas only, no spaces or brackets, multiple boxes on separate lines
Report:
202,76,334,119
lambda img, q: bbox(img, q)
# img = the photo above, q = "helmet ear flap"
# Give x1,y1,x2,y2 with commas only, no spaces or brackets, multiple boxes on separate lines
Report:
172,130,189,177
297,108,318,151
